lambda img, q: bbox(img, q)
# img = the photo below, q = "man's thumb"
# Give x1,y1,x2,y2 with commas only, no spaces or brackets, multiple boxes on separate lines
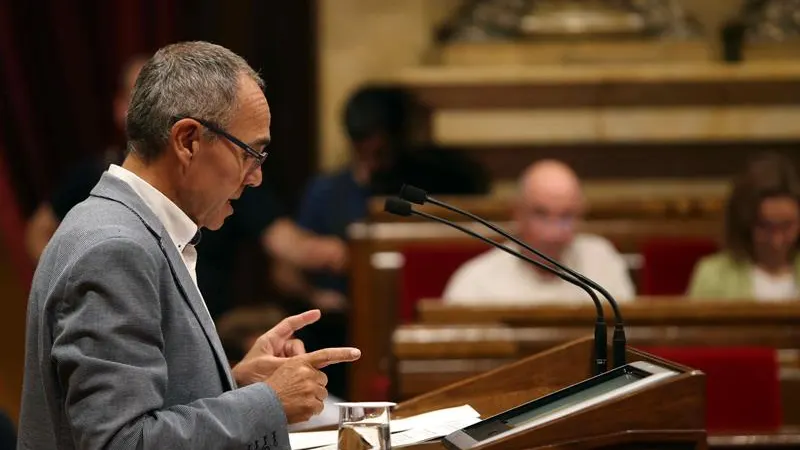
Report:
302,347,361,369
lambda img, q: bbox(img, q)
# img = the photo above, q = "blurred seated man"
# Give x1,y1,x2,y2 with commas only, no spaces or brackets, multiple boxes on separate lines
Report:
276,86,488,399
688,153,800,301
443,159,635,304
282,86,489,309
23,54,346,320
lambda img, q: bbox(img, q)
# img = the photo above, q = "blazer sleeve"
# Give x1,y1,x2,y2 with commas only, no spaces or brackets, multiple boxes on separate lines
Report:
52,236,289,450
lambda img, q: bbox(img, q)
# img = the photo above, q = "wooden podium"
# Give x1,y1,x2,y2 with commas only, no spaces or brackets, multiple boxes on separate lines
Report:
391,336,706,450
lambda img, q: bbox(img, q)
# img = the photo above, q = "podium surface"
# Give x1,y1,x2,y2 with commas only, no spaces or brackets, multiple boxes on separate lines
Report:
390,336,706,450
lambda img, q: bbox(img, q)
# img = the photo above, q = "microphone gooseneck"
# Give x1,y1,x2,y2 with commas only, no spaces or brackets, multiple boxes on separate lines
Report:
398,185,628,368
385,198,609,374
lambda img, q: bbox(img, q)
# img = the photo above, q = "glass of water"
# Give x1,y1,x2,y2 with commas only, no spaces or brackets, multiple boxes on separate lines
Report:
336,402,396,450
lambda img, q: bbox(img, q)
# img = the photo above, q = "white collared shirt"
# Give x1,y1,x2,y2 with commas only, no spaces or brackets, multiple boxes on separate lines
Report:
107,165,209,315
443,235,636,305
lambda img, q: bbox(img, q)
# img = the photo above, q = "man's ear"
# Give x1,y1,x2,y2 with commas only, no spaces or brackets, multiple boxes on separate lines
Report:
170,118,201,168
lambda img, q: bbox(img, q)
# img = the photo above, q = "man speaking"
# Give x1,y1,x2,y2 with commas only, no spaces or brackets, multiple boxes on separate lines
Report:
17,41,360,449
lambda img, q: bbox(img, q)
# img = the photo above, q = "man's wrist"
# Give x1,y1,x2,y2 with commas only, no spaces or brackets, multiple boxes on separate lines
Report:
232,362,254,387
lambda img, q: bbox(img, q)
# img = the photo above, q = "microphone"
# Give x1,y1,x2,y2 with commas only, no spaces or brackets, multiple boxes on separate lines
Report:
384,197,609,375
398,185,627,368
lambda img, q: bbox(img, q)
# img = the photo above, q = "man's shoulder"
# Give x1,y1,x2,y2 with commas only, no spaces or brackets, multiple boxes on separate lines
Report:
62,195,140,227
32,197,165,302
300,169,358,212
50,197,161,260
572,233,621,255
454,247,512,275
694,251,740,273
309,168,358,192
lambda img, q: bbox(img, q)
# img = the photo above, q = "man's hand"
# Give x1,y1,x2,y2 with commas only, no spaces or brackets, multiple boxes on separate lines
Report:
306,236,348,273
231,309,359,386
263,219,348,272
266,348,362,424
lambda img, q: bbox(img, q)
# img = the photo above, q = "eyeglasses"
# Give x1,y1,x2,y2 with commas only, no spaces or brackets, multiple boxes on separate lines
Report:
175,115,268,173
755,219,799,235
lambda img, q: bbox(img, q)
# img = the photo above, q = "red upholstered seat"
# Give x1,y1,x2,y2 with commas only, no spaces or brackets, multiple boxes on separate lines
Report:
639,238,718,295
639,346,782,432
398,243,487,323
369,244,487,400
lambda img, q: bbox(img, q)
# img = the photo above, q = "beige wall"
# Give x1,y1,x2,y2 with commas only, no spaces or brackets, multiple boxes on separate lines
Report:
316,0,743,172
317,0,459,172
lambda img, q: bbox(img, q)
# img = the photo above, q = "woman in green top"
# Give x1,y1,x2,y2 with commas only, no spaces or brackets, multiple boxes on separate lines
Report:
688,153,800,301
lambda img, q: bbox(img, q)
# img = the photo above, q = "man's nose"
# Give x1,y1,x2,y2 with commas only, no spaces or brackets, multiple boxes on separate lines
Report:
245,165,263,188
541,222,568,240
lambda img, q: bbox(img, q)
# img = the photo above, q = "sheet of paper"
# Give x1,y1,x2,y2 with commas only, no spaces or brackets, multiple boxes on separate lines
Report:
288,404,481,450
390,404,480,432
312,416,482,450
289,429,338,450
390,416,483,448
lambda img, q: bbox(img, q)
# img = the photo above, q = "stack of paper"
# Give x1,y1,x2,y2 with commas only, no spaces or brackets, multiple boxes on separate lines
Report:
289,430,339,450
288,404,481,449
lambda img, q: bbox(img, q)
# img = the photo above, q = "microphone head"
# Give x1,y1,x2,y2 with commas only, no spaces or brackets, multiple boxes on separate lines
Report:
384,197,413,217
400,184,428,205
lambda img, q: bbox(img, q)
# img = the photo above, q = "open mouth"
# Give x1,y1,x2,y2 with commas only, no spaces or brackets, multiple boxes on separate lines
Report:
227,193,242,210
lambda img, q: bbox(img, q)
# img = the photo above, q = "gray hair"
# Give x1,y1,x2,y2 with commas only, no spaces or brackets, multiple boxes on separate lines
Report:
126,41,265,161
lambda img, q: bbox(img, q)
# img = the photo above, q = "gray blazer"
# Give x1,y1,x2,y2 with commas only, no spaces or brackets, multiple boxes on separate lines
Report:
18,173,289,450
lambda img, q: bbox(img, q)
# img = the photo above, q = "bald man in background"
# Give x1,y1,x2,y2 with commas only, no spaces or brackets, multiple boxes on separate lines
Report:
443,159,635,304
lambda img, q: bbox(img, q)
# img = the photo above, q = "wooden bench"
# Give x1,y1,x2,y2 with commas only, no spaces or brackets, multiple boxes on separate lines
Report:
391,300,800,426
347,217,721,401
367,192,725,223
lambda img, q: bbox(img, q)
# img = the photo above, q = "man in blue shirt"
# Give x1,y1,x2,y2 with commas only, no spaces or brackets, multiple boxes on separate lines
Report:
293,87,489,303
281,86,488,398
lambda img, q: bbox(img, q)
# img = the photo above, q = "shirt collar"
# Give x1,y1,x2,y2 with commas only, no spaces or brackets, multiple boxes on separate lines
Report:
107,164,200,250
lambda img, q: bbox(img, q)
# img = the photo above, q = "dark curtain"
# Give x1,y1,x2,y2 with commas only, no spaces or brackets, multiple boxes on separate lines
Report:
0,0,177,282
0,0,317,289
0,0,177,215
0,0,316,218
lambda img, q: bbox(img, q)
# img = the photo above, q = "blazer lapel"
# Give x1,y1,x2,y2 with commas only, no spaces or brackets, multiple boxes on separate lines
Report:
158,239,236,390
90,173,236,391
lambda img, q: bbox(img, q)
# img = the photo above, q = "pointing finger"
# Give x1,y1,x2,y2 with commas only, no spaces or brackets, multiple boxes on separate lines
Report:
266,310,321,341
302,347,361,369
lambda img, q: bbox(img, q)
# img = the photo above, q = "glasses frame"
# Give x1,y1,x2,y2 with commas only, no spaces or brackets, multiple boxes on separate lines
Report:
175,115,268,172
522,208,579,231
